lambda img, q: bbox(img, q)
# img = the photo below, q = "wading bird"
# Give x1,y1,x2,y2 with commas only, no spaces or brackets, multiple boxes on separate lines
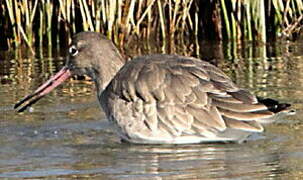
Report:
15,32,294,144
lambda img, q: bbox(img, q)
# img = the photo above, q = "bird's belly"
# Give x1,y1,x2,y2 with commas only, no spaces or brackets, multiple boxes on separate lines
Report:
114,125,252,144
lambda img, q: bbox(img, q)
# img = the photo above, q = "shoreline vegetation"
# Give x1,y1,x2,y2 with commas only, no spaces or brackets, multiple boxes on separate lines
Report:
1,0,303,53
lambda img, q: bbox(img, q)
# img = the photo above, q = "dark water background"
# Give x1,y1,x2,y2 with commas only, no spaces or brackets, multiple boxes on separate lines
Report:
1,39,303,179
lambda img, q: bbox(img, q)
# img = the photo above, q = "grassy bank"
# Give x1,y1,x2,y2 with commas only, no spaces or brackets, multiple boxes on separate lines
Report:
1,0,302,51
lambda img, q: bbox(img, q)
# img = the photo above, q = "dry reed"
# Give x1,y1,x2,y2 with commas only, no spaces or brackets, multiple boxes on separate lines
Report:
1,0,302,51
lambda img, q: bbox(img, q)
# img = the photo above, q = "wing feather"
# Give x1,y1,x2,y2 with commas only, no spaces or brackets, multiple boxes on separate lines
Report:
101,54,286,143
212,98,267,112
218,107,274,120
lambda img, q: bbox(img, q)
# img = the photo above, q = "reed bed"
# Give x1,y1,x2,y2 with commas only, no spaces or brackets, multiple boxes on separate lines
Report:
1,0,302,51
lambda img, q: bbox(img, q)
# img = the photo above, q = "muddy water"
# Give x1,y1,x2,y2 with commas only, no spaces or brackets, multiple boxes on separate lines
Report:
0,39,303,179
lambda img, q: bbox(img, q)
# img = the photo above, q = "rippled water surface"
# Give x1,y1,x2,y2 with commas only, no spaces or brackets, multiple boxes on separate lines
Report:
1,39,303,179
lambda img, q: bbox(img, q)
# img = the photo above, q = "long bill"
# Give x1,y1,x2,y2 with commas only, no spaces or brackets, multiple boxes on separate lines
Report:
14,66,72,112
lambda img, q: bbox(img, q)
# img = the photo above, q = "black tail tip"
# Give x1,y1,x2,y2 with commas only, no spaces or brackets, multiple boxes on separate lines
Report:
257,97,291,113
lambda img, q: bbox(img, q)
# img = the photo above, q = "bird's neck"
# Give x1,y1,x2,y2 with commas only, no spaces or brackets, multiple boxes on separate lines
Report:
92,52,125,95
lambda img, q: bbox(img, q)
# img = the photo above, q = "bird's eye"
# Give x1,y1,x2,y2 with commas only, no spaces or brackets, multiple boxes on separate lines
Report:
69,45,78,56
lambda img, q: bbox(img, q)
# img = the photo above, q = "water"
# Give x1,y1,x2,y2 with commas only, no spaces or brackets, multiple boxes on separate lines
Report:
1,39,303,179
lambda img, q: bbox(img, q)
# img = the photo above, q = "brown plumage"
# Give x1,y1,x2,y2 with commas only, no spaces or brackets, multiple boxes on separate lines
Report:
14,32,294,144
